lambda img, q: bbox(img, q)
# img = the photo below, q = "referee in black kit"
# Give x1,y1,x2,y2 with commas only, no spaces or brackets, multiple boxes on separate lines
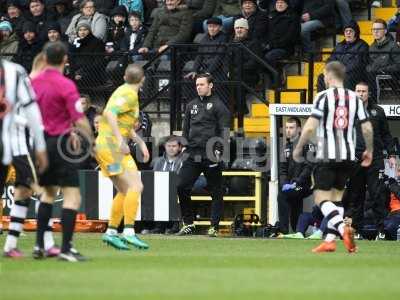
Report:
293,61,374,253
176,73,231,237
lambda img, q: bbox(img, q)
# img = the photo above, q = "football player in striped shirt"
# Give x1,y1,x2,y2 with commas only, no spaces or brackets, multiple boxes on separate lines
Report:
293,61,374,253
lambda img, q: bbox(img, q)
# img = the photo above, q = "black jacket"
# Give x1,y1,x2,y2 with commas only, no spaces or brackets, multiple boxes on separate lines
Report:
268,7,300,54
329,38,369,74
120,26,148,55
193,31,228,75
279,137,314,189
234,8,269,44
182,94,231,153
15,38,43,73
355,103,395,160
105,20,128,51
302,0,334,27
230,37,262,86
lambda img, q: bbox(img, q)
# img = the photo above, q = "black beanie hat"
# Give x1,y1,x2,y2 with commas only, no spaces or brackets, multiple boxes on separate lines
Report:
343,20,360,39
110,5,128,18
22,21,36,34
47,21,61,33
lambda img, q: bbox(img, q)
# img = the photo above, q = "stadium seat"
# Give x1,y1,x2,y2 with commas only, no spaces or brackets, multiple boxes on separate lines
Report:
268,90,304,104
287,76,308,89
373,7,397,20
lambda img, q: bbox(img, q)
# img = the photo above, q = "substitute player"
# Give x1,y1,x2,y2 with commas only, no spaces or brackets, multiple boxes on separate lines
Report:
97,64,150,250
293,61,374,253
32,42,94,262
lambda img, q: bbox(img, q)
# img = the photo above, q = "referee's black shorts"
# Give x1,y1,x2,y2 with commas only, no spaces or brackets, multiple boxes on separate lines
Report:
39,134,82,187
13,155,36,188
312,161,356,191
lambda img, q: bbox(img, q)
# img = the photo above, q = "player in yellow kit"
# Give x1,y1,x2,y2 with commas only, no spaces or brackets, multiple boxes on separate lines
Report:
96,64,150,250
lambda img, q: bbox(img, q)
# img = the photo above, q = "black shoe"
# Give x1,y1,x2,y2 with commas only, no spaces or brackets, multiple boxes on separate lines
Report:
175,224,195,236
165,222,180,235
0,228,3,235
149,227,164,234
59,249,88,262
32,247,45,260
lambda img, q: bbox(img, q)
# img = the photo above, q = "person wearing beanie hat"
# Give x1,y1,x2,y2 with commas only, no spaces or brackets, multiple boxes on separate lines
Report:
47,21,62,42
0,21,13,33
316,20,368,92
235,0,268,44
70,13,104,87
105,5,128,52
0,20,19,61
15,20,43,73
264,0,300,67
231,16,262,114
234,17,249,30
65,0,108,43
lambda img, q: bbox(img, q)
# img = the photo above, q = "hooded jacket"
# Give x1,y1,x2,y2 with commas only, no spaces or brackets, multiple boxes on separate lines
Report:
328,21,369,73
152,152,184,173
367,36,400,73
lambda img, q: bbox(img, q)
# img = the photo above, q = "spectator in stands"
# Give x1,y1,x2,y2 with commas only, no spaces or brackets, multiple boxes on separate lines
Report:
317,21,369,91
105,5,128,53
366,19,400,100
46,21,67,43
93,112,101,137
15,21,43,72
5,1,25,39
230,18,262,113
138,0,193,57
185,17,228,105
234,0,269,45
69,20,105,87
119,0,144,21
25,0,56,42
186,17,227,79
206,0,241,33
49,0,74,34
388,5,400,34
264,0,300,68
0,20,19,61
120,11,148,62
278,117,314,235
66,0,108,43
300,0,334,54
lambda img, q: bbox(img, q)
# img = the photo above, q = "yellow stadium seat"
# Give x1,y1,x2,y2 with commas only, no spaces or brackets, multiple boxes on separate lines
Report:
373,7,397,21
358,21,373,35
251,103,269,117
287,76,308,89
234,117,270,133
304,62,325,76
268,90,303,104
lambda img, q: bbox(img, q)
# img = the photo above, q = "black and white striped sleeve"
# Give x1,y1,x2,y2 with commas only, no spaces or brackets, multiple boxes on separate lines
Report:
16,68,37,107
311,92,325,119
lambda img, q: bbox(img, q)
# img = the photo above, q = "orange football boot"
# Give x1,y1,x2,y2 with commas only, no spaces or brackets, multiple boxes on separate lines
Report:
312,241,336,253
343,224,357,253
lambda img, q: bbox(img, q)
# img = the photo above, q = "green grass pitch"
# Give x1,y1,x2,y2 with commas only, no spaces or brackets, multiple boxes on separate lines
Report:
1,233,400,300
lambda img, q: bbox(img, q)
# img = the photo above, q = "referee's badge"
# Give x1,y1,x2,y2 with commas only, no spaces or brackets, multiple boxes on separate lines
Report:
207,103,213,110
371,109,377,116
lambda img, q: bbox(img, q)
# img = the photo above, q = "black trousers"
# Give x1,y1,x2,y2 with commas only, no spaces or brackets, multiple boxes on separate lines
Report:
0,163,9,196
177,156,223,227
345,158,387,231
278,188,311,234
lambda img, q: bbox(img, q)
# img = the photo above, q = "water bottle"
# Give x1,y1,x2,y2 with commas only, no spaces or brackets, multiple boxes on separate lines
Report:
397,225,400,241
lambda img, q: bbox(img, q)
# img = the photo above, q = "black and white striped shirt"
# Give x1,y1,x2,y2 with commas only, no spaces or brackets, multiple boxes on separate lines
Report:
0,59,45,165
311,87,369,161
